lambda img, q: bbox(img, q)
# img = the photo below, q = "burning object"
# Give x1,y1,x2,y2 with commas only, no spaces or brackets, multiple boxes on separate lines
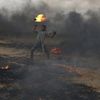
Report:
1,65,10,70
0,63,11,72
51,48,62,55
0,62,26,82
34,14,47,23
33,14,48,31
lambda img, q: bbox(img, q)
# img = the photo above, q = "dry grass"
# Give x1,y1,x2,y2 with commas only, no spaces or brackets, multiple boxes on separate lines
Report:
55,64,100,92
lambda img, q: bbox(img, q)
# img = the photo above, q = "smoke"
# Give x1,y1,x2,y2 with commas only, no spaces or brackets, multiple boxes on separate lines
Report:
42,0,100,13
0,0,100,55
0,0,100,15
0,0,100,23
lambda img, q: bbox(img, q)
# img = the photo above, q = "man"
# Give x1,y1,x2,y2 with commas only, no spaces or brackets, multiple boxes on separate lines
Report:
30,24,56,59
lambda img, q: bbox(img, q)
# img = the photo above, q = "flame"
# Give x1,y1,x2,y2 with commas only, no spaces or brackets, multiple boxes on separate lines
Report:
35,14,47,22
51,48,62,55
1,65,9,70
5,65,9,70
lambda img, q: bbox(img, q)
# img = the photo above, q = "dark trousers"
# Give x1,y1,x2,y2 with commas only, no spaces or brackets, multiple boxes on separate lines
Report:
31,42,49,59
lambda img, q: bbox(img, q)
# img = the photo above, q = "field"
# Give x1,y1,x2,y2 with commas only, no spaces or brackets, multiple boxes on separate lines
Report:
0,36,100,100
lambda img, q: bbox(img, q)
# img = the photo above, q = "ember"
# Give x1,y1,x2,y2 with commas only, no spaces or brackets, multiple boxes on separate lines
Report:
1,65,9,70
51,48,62,55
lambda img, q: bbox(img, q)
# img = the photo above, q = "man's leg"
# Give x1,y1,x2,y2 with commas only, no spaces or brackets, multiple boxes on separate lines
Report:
43,44,50,59
30,42,40,59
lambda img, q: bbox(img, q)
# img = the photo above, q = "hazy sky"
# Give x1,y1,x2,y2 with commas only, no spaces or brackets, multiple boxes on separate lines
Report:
0,0,100,16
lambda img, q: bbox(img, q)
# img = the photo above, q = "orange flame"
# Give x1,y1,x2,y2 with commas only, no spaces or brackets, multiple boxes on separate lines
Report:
35,14,47,22
51,48,62,55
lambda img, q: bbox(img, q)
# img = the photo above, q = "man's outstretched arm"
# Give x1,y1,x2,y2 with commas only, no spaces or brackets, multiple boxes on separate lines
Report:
46,31,56,38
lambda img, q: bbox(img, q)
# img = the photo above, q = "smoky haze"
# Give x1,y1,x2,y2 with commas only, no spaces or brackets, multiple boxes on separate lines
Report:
0,0,100,16
0,0,100,55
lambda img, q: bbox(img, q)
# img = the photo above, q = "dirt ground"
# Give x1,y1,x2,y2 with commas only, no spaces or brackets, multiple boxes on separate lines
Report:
0,39,100,100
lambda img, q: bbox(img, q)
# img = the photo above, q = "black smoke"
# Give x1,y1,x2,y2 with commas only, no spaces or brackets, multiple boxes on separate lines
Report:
0,3,100,55
59,11,100,55
0,8,33,36
0,2,49,36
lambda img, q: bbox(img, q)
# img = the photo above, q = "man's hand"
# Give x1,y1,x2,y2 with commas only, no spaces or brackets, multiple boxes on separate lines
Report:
50,31,56,38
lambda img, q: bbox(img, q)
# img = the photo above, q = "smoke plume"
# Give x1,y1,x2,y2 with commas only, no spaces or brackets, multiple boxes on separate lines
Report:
0,0,100,17
0,0,100,55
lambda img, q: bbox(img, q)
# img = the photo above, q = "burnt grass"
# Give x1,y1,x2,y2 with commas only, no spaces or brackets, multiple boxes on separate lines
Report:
21,84,100,100
0,56,100,100
0,34,100,100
